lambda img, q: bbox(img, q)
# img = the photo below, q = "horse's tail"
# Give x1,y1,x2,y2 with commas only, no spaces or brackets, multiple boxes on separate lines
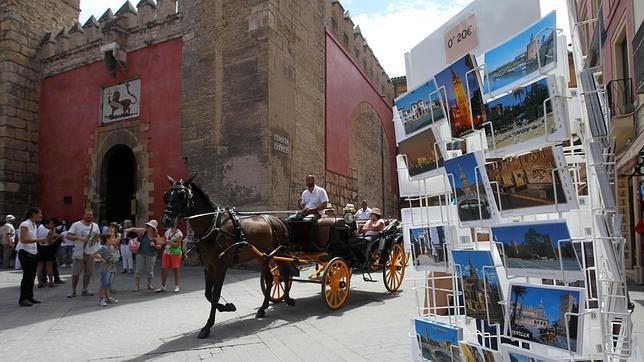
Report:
262,214,289,248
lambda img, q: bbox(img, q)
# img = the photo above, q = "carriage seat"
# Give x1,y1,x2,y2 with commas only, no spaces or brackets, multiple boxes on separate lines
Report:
315,217,344,248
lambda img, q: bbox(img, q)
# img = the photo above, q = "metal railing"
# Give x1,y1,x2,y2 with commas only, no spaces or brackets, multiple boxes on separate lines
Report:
607,78,634,117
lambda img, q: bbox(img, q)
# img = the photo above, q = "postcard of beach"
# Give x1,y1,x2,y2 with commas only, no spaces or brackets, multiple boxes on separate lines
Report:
506,283,584,353
434,54,485,138
444,151,498,227
415,317,462,362
410,225,451,271
491,220,583,281
483,76,567,157
452,249,504,323
398,126,446,180
484,11,557,98
499,344,559,362
484,147,578,217
459,341,499,362
395,78,446,136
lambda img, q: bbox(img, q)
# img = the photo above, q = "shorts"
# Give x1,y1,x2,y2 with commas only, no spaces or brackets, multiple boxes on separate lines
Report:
161,253,181,269
37,244,55,262
99,271,114,289
71,254,95,277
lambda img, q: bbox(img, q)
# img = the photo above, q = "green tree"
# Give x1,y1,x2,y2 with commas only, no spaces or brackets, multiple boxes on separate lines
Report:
510,285,528,327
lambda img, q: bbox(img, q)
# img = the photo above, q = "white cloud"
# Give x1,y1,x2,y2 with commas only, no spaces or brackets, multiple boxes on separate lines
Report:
80,0,130,23
353,0,473,77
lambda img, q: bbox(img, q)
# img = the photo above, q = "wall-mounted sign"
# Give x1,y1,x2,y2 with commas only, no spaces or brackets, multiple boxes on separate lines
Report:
273,133,289,154
444,14,479,64
101,79,140,123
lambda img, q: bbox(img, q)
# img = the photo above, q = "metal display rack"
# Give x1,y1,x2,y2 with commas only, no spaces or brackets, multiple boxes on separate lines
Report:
401,5,634,361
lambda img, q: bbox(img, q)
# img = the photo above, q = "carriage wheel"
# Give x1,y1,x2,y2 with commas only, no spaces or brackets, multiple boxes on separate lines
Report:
321,257,351,310
368,246,382,272
383,243,405,292
260,261,292,303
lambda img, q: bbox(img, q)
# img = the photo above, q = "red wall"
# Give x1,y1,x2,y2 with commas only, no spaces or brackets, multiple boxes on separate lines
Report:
325,32,397,193
38,38,186,222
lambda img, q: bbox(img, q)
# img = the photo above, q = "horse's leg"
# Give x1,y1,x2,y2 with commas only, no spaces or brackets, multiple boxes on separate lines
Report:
205,269,237,312
198,266,228,339
256,260,273,318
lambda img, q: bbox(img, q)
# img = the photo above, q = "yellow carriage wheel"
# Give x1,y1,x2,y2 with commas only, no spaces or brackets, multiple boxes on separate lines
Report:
260,261,292,303
321,257,351,310
383,243,405,292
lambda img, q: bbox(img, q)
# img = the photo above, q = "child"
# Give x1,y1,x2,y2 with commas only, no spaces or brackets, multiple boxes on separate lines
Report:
94,233,118,306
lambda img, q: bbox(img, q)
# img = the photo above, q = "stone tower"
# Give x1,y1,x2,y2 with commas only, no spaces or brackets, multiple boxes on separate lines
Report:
0,0,80,215
451,67,471,134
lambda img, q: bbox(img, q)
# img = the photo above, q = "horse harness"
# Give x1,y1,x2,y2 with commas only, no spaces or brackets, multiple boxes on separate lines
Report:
186,207,248,262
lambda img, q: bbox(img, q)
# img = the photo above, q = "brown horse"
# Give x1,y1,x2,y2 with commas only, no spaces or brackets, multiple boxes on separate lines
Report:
161,176,294,339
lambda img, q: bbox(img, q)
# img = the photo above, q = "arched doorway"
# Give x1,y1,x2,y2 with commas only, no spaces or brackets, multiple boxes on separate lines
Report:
100,145,137,222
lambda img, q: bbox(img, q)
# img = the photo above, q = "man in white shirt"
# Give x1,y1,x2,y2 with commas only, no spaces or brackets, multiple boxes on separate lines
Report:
66,209,101,298
287,175,329,251
1,215,16,268
355,200,372,220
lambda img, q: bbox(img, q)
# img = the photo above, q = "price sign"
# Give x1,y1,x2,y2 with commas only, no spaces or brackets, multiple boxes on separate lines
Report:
444,14,478,64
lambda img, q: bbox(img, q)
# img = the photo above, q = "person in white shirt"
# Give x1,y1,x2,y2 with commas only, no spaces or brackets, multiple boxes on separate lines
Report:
66,209,101,298
287,175,329,251
17,207,47,306
55,220,72,267
36,218,61,288
1,214,16,268
355,200,372,220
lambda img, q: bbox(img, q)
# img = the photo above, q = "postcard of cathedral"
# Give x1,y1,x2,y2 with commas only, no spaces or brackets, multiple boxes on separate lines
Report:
459,341,500,362
409,225,453,272
499,344,558,362
482,75,569,158
484,146,578,217
398,126,447,181
434,54,485,138
483,11,557,98
394,78,447,137
506,283,585,353
451,249,504,324
414,317,462,362
443,151,500,227
491,219,583,281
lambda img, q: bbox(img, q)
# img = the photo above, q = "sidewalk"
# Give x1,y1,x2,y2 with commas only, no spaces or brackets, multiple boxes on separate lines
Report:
0,264,422,361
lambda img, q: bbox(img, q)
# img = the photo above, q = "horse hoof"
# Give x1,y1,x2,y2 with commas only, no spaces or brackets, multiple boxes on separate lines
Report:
197,328,210,339
285,298,296,307
217,303,236,312
255,309,266,318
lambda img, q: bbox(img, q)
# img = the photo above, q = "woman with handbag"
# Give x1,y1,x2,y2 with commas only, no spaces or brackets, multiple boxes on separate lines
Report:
125,219,163,291
156,223,183,293
17,207,47,306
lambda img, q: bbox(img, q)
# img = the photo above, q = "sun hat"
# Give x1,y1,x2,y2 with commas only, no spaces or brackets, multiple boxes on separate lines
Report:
145,219,159,231
343,204,356,213
371,208,382,217
5,215,15,222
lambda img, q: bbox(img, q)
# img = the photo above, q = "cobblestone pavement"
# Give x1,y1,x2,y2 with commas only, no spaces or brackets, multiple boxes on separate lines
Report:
0,263,424,361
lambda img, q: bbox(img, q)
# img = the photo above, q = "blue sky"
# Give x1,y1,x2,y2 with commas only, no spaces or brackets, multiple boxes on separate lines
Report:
485,11,556,73
491,221,570,247
511,285,579,323
434,55,480,108
487,77,549,109
415,318,459,344
444,152,479,190
409,227,427,241
451,250,498,285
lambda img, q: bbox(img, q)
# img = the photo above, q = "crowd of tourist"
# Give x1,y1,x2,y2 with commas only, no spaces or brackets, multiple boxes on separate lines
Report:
0,207,184,307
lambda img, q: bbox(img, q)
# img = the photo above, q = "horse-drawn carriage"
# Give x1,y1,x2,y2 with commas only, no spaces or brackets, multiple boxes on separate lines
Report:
161,177,407,339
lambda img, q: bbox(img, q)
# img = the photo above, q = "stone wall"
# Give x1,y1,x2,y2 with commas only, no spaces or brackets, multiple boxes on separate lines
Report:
0,0,80,216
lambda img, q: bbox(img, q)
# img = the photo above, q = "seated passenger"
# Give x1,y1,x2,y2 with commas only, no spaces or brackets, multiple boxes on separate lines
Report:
354,200,372,220
358,208,384,242
322,203,335,218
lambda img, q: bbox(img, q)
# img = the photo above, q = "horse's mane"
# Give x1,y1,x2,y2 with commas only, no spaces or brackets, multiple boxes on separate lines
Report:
188,182,219,210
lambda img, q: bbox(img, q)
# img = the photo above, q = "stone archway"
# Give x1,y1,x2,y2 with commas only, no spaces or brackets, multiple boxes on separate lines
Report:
99,145,137,223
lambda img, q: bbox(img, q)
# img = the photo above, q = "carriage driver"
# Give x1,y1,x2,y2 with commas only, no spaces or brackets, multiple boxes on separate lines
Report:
288,175,329,250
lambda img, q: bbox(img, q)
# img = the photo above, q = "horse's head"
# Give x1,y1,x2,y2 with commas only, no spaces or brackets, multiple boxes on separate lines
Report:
161,175,196,228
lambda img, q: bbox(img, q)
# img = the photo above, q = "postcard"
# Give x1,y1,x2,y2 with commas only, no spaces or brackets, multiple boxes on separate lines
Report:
434,54,485,138
410,225,452,271
459,341,499,362
395,78,447,136
499,344,558,362
506,283,585,353
587,141,616,209
452,249,504,323
484,11,557,98
398,126,447,180
444,151,499,227
415,317,462,362
483,75,568,158
579,68,608,144
491,220,582,281
484,147,578,217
